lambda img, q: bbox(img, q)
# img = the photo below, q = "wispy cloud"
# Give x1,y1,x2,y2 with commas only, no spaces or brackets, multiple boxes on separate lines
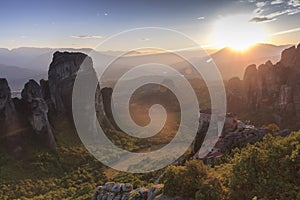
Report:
288,0,300,7
70,35,103,39
256,2,267,8
271,0,284,5
249,17,275,22
249,0,300,23
287,8,300,15
197,16,205,20
140,38,150,41
270,27,300,36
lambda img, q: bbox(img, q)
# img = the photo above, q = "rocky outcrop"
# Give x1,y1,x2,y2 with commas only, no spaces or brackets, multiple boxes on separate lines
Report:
243,64,258,110
0,79,26,158
21,80,56,148
101,87,119,129
0,79,16,124
280,44,300,69
194,110,270,159
227,44,300,126
226,77,245,112
0,79,19,136
0,51,119,152
48,51,94,114
221,127,267,151
92,182,161,200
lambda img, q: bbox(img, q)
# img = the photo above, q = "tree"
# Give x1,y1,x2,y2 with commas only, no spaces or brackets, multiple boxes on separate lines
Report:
228,132,300,199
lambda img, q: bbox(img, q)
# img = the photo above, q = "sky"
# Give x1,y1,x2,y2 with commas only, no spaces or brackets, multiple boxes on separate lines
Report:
1,0,299,50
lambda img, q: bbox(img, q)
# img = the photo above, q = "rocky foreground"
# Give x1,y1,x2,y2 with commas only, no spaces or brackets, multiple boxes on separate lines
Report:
91,182,183,200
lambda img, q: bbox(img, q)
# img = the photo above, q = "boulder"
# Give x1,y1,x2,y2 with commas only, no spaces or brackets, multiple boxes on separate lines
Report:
121,183,133,192
93,182,156,200
147,187,158,200
278,129,291,137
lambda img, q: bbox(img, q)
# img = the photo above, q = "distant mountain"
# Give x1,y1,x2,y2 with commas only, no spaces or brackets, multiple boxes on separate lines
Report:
0,44,292,86
0,63,46,90
162,43,292,80
0,47,94,71
210,43,291,79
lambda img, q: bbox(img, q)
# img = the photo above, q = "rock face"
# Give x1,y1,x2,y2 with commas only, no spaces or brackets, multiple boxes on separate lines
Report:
101,87,119,129
48,51,94,114
0,51,117,152
21,80,56,148
0,79,20,139
227,44,300,126
194,111,268,160
0,79,16,123
92,182,161,200
47,51,113,132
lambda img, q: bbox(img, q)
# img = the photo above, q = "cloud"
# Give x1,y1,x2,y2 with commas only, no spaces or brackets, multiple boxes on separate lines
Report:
256,2,267,8
287,8,300,15
249,0,300,23
140,38,150,41
267,9,291,18
197,16,205,20
249,16,275,22
71,35,103,39
288,0,300,7
270,27,300,36
271,0,284,5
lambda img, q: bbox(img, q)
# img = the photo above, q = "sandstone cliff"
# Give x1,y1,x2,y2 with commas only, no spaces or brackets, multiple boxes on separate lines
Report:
0,51,111,153
227,44,300,126
48,51,94,114
21,80,56,148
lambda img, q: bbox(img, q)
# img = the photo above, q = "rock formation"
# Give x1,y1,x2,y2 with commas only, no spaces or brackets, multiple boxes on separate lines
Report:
0,78,23,143
194,111,268,160
92,182,161,200
0,51,117,152
0,79,17,128
48,51,94,114
100,87,119,129
21,80,56,148
0,79,25,158
227,44,300,126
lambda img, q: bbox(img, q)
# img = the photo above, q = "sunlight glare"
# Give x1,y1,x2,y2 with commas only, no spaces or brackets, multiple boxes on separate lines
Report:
213,14,268,51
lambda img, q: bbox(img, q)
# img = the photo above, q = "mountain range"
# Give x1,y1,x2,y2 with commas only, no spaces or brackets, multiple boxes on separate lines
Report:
0,44,292,90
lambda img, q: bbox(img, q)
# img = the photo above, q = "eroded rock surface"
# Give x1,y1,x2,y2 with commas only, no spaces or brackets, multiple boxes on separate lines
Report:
92,182,161,200
0,79,18,135
21,80,56,148
0,79,16,121
227,44,300,126
48,51,94,114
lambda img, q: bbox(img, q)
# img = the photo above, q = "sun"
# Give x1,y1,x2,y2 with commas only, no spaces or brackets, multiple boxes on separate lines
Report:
212,14,268,51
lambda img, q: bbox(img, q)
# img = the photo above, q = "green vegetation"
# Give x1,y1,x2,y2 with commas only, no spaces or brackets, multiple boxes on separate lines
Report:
0,115,299,199
0,145,106,199
163,160,225,199
0,117,159,199
163,131,300,200
227,132,300,200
